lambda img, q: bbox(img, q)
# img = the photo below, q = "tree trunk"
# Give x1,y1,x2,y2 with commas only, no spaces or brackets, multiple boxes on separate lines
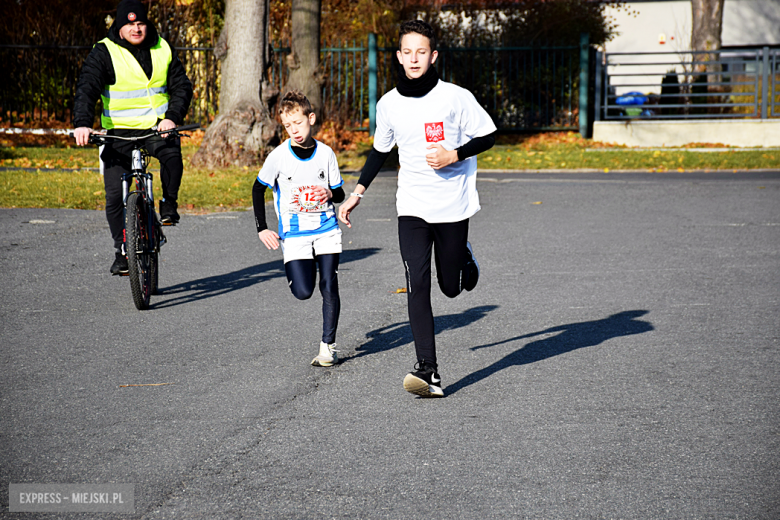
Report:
192,0,281,168
691,0,724,85
282,0,322,126
691,0,724,55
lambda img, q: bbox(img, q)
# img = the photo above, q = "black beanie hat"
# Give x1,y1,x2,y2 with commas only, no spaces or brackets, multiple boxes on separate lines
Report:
116,0,149,27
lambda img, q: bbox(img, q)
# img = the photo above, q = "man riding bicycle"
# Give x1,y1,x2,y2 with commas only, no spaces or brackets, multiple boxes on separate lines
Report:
73,0,193,275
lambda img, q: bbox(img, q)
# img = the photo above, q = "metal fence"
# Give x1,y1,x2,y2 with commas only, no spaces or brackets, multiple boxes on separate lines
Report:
0,44,219,127
0,44,87,124
271,38,586,133
1,39,588,133
595,47,780,121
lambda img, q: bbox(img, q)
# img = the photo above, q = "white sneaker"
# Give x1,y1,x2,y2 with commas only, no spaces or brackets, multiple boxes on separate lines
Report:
311,342,339,367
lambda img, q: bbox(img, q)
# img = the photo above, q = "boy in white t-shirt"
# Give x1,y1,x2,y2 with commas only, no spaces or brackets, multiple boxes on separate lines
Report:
338,20,497,397
253,91,346,366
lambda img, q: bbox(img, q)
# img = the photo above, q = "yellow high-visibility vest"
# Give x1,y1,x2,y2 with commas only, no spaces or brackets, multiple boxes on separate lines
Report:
100,37,172,129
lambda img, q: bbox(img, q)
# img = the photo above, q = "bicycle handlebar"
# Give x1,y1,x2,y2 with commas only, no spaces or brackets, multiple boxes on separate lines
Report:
174,123,201,132
78,124,201,146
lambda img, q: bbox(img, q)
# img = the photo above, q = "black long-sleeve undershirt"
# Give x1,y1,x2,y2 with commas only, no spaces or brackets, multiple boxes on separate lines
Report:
252,179,270,232
357,131,497,190
457,131,496,162
330,186,346,204
356,149,392,190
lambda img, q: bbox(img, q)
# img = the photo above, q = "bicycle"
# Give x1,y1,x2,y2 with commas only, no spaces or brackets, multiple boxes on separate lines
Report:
85,124,200,310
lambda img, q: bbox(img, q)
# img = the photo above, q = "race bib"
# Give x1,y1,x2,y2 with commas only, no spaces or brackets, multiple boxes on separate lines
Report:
291,185,327,212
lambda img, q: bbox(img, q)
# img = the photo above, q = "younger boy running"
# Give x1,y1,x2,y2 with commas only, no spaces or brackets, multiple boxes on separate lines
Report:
253,90,346,366
338,20,497,398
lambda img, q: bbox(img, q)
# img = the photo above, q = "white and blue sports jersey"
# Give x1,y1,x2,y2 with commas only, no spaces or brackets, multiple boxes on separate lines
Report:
257,139,344,240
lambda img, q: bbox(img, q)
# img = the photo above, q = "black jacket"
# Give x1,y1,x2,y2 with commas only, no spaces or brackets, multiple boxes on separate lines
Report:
72,23,193,129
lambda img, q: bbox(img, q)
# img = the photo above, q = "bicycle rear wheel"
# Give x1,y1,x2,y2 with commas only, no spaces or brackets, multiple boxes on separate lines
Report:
126,193,153,310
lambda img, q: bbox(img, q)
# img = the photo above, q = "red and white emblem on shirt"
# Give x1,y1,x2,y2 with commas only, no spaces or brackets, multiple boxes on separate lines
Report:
128,12,137,21
424,122,445,143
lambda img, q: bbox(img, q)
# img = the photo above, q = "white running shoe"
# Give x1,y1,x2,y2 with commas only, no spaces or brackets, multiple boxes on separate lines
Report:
311,342,339,367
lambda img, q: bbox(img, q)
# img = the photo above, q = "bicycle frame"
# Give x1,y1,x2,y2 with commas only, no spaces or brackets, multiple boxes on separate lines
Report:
76,123,200,309
122,146,161,257
124,147,153,208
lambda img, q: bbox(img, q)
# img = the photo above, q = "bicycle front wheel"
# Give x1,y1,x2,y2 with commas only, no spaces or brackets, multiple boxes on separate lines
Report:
126,193,153,310
150,251,159,295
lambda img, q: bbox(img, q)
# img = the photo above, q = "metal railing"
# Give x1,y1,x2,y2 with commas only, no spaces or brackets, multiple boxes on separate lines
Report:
268,41,379,129
270,37,587,134
0,44,219,127
0,44,89,125
595,47,780,121
2,38,590,134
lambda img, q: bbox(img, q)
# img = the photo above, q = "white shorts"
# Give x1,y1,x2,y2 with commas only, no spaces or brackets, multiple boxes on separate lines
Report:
281,228,342,263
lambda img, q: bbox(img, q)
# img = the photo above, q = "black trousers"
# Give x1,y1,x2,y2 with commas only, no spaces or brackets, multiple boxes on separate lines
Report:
101,131,184,251
398,216,470,366
285,254,341,344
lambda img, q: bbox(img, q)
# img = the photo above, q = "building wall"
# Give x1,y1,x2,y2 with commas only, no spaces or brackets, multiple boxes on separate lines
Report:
605,0,780,52
721,0,780,46
602,0,780,94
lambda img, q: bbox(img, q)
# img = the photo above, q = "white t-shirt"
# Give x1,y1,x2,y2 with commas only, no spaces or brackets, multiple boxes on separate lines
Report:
373,80,497,223
257,139,344,240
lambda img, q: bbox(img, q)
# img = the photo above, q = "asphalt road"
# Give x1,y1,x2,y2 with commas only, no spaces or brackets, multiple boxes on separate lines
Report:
1,170,779,519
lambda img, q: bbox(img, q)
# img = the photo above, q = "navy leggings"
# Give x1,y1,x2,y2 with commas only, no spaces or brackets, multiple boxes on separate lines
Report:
398,216,470,366
284,254,340,344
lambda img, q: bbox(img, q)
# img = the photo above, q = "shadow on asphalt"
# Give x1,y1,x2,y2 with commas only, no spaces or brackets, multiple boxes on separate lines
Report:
445,310,654,395
150,247,381,309
344,305,499,362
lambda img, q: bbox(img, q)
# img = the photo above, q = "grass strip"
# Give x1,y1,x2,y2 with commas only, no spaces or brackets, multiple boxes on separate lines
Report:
2,132,777,211
476,145,778,172
0,166,264,212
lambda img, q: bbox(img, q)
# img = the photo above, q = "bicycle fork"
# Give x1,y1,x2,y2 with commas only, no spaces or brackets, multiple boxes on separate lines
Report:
121,149,166,257
121,150,142,256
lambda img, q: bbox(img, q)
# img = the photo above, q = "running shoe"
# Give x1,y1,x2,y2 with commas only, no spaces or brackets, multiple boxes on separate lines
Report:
311,342,339,367
463,241,480,291
110,252,129,276
159,199,180,225
403,361,444,397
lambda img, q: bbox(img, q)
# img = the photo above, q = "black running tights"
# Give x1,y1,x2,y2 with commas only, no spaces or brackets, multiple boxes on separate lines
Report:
398,216,470,366
284,254,340,344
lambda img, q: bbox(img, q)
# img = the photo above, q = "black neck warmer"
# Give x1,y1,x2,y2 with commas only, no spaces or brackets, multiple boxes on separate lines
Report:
396,66,439,98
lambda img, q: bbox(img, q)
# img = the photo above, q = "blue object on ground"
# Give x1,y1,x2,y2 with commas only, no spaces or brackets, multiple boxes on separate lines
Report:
616,91,648,106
